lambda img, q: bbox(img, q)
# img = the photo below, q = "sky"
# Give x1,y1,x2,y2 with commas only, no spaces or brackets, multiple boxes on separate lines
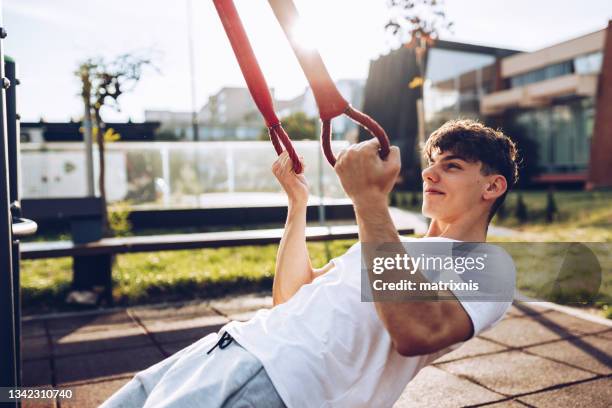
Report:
3,0,612,123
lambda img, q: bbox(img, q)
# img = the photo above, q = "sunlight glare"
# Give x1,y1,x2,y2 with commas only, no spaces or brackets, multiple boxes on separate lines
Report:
290,18,324,51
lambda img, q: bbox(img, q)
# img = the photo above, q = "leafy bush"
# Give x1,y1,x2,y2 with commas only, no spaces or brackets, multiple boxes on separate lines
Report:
108,201,133,237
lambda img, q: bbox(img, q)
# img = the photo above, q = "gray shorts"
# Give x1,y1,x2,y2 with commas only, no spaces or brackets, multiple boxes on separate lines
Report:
101,331,286,408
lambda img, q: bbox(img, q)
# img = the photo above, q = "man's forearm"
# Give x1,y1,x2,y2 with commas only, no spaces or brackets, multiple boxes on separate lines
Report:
272,203,313,305
353,199,443,352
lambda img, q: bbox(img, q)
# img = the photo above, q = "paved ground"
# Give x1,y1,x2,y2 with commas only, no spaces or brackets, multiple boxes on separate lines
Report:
21,294,611,408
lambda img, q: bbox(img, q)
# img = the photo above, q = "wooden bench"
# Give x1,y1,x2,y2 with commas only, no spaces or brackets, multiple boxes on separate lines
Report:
20,226,415,303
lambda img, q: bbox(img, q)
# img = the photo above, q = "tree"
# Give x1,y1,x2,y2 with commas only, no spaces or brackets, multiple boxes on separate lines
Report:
258,112,318,141
76,53,153,235
385,0,453,194
385,0,453,80
494,119,541,188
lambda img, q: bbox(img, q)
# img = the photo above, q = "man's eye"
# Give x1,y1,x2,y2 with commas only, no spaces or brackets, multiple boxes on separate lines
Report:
447,163,461,169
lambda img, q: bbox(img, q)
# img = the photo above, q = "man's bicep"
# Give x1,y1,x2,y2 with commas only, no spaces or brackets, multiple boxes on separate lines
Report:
312,260,335,280
448,299,474,343
441,299,475,344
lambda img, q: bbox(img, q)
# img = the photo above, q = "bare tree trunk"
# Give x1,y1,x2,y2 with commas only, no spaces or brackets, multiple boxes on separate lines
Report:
78,66,95,196
93,110,109,236
83,98,95,196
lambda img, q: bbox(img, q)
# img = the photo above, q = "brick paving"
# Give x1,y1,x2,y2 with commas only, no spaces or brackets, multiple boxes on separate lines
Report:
21,294,612,408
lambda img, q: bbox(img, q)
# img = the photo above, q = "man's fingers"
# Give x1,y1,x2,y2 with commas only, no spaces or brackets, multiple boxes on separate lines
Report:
296,156,306,173
274,151,307,176
388,146,401,163
281,151,290,166
336,147,349,162
362,137,381,151
386,146,402,172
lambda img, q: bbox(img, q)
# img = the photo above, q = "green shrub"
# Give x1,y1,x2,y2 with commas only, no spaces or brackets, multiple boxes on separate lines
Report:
108,201,133,237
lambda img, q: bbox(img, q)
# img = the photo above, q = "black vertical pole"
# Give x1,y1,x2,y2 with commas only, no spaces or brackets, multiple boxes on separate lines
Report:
0,15,19,406
6,56,21,388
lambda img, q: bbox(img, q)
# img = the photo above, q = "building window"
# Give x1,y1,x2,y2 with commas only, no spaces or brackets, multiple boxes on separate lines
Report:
510,60,574,88
423,48,495,134
574,51,603,75
512,97,593,174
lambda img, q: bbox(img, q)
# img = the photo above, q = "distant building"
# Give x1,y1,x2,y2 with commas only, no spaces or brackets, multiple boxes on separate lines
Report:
198,87,262,126
143,110,194,140
278,79,365,140
146,87,263,141
20,120,161,143
361,21,612,188
146,81,366,142
361,40,516,188
481,27,607,187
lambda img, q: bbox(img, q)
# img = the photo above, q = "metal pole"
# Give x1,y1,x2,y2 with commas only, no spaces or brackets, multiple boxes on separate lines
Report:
186,0,199,141
6,55,22,391
0,15,19,400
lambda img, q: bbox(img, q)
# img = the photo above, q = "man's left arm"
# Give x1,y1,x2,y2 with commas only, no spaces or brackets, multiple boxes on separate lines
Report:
334,139,472,357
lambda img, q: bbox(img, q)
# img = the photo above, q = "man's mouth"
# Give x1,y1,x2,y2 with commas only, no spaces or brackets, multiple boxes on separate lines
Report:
424,188,445,195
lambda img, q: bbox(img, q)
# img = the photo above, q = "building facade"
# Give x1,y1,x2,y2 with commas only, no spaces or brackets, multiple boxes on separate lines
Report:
361,22,612,189
146,81,365,142
145,87,262,141
278,79,365,141
481,26,607,186
360,40,516,188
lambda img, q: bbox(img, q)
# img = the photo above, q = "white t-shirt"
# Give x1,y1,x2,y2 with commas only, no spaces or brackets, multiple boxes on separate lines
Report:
225,236,515,408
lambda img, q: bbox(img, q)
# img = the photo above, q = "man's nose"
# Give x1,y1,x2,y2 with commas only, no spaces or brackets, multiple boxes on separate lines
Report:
421,165,439,183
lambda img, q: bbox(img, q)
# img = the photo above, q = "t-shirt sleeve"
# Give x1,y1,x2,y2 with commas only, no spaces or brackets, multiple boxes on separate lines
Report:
450,247,516,337
458,297,512,337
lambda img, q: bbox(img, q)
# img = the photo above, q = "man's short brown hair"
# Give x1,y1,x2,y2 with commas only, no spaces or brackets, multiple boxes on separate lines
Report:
423,119,519,222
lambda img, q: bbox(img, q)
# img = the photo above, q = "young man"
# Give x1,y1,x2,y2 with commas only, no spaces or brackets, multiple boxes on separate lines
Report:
102,119,518,407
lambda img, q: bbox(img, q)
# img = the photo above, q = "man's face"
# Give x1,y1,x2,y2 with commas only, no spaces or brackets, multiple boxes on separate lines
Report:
421,150,491,222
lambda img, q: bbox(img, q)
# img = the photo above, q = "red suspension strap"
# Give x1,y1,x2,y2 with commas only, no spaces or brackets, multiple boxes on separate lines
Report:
267,0,391,167
213,0,303,174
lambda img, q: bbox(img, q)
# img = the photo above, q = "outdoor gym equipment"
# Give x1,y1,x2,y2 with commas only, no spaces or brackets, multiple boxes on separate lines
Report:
0,14,38,404
213,0,391,172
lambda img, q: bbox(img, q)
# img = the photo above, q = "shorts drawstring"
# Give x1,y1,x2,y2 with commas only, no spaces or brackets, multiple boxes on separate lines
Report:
206,331,234,354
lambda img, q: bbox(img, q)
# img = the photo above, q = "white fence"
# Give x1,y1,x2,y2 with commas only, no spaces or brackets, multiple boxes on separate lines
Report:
20,140,349,208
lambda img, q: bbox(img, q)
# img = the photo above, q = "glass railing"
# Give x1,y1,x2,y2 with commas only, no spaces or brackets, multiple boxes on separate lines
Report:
20,140,350,208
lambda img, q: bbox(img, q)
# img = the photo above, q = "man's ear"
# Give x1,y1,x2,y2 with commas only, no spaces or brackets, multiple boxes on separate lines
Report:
483,175,507,201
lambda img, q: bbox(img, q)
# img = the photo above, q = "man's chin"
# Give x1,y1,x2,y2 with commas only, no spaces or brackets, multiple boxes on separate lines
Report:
421,205,435,219
422,203,445,219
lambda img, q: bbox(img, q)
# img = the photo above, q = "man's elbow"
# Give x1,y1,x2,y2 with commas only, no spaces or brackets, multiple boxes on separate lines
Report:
394,337,437,357
392,323,447,357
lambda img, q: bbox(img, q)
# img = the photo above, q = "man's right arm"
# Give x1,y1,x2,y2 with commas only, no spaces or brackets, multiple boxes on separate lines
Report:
334,139,472,356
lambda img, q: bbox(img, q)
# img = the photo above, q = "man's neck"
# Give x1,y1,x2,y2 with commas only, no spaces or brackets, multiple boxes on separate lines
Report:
425,214,488,242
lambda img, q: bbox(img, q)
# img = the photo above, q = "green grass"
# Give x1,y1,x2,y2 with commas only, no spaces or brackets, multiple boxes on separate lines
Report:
493,190,612,225
392,190,612,242
392,189,612,318
493,191,612,242
487,191,611,318
21,240,357,314
22,190,612,317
